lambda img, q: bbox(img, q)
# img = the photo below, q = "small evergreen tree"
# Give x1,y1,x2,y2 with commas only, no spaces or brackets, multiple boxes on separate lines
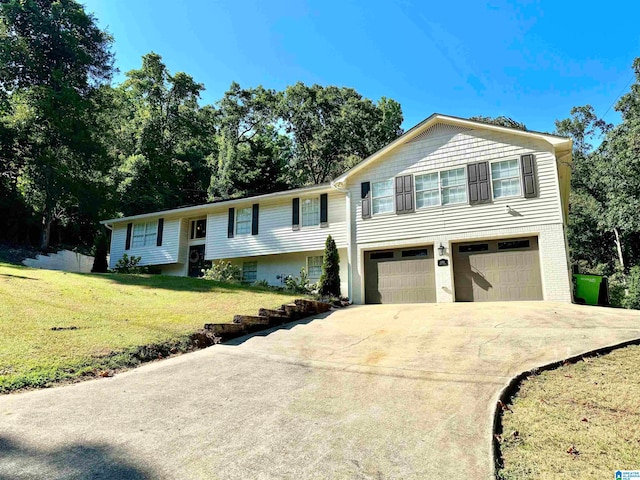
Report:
319,235,340,297
91,232,109,273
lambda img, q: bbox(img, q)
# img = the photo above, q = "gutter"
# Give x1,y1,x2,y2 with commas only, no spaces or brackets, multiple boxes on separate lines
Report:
330,180,353,300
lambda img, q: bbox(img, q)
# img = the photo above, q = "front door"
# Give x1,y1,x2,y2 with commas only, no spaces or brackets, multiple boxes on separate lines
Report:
188,245,206,277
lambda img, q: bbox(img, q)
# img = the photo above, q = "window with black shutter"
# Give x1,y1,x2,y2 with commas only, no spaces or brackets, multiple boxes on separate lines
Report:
468,162,491,204
320,193,328,227
227,208,235,238
521,154,537,198
361,182,371,219
251,204,259,235
292,198,300,230
395,175,414,213
156,218,164,246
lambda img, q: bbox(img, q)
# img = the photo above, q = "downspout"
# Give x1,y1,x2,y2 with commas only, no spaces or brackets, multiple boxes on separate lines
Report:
330,181,352,301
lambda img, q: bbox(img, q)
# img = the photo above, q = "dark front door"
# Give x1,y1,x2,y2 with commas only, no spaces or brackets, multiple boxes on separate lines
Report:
188,245,206,277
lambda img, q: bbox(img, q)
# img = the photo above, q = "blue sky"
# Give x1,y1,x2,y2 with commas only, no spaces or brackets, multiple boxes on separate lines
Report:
84,0,639,133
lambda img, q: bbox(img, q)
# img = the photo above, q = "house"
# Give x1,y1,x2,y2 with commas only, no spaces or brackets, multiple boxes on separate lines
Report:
101,113,573,304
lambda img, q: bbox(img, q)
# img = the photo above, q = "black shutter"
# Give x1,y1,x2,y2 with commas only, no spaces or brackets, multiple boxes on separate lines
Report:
252,204,259,235
156,218,164,246
468,162,491,204
395,175,414,213
125,223,132,250
292,198,300,230
320,193,328,227
521,154,537,198
361,182,371,219
227,208,235,238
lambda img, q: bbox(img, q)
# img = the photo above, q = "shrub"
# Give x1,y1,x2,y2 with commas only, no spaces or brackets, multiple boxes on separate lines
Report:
253,279,271,288
319,235,340,297
112,254,146,274
285,268,315,294
202,260,241,284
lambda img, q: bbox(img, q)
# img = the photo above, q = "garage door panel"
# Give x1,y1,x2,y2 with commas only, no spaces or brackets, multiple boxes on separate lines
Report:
365,249,436,304
453,237,542,302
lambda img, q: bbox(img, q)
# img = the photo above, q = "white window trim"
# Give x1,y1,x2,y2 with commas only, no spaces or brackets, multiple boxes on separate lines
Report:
235,207,252,235
489,158,523,200
414,167,468,210
242,261,257,283
371,179,395,216
131,221,157,248
414,172,441,209
301,197,320,228
190,217,207,240
306,255,323,282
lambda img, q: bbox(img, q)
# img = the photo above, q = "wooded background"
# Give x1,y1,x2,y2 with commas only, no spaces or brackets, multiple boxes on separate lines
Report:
1,0,638,306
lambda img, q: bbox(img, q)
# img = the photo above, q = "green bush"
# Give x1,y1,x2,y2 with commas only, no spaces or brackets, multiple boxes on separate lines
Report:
112,254,146,274
319,235,340,297
622,266,640,310
202,260,241,283
285,268,315,294
91,232,109,273
253,279,271,288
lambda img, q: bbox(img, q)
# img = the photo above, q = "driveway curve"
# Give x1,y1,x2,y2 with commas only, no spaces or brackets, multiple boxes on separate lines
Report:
1,302,639,479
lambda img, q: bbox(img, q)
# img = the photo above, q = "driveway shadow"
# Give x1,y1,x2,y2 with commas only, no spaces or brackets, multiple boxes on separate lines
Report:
0,436,153,480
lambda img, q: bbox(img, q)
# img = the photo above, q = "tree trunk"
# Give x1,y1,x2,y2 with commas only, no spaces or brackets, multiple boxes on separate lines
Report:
613,227,625,270
40,212,52,250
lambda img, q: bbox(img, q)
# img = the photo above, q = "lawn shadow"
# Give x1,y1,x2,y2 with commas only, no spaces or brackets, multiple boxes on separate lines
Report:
0,435,154,480
223,311,334,347
0,273,38,280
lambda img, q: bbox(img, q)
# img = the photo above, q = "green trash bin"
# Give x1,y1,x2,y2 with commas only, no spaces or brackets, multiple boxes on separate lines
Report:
573,274,608,305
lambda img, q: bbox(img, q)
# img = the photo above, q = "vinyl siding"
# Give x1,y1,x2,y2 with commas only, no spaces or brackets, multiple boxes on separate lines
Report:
348,126,563,245
108,218,181,268
206,190,347,260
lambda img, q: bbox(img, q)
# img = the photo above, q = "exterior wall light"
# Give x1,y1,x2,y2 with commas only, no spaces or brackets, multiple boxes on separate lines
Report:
438,243,446,257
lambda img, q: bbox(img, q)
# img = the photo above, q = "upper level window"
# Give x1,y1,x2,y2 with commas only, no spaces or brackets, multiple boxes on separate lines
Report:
372,179,394,214
132,221,157,248
440,168,467,205
307,256,323,282
491,160,521,199
302,198,320,227
415,173,439,208
236,207,252,235
190,219,206,239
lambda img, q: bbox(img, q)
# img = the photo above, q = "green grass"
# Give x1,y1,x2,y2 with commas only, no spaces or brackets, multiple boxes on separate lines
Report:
498,345,640,479
0,263,298,393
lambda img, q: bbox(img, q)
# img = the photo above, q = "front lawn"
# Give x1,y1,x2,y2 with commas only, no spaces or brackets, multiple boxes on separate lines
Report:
497,344,640,479
0,263,298,393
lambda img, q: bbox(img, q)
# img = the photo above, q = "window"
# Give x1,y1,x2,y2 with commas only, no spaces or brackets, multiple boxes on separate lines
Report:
236,207,252,235
242,261,257,283
307,256,323,282
301,198,320,227
498,240,530,250
372,179,394,214
132,221,157,248
190,219,206,239
402,248,429,257
370,251,394,260
440,168,467,205
415,173,440,208
459,243,489,253
491,160,521,199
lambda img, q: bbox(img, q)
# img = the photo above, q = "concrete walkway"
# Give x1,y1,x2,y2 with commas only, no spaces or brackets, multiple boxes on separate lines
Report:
1,302,639,479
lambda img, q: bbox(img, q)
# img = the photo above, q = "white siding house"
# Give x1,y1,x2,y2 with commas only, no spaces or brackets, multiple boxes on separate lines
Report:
102,114,573,304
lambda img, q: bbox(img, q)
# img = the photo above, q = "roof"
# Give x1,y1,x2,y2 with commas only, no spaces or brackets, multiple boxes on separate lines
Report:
332,113,572,184
100,183,333,225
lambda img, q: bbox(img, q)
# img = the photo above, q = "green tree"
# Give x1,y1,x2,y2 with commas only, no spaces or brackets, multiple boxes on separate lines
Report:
469,115,528,131
0,0,114,248
319,235,340,297
280,83,403,185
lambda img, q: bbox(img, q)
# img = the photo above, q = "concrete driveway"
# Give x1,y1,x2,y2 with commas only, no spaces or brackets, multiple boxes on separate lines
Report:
1,302,639,479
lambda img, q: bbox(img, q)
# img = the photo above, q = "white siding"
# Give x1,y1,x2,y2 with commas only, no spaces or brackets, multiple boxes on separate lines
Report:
223,248,348,297
349,127,563,244
108,218,181,269
206,191,347,260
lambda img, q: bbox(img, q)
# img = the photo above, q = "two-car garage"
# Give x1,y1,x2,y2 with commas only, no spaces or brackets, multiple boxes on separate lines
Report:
364,236,543,304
